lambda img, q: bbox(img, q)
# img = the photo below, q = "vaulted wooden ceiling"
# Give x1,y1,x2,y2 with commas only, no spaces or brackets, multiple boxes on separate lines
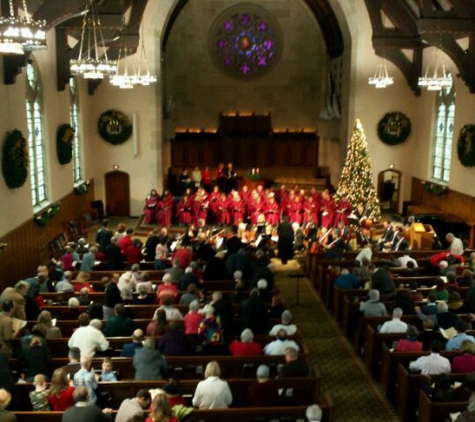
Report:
364,0,475,95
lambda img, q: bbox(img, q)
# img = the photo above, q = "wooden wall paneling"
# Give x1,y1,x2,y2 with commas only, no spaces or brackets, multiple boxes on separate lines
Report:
411,177,475,223
185,136,202,167
255,136,271,167
235,137,253,167
171,138,186,167
220,136,237,165
289,134,302,165
302,136,319,166
0,181,95,291
272,134,290,166
202,134,219,167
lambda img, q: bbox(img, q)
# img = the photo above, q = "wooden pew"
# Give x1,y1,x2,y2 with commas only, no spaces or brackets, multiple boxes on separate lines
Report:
41,354,292,380
13,369,321,410
379,343,458,401
418,389,467,422
396,364,469,422
26,315,283,338
44,334,302,357
13,392,335,422
364,325,405,376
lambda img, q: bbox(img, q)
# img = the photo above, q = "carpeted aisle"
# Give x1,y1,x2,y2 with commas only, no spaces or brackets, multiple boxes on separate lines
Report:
272,258,402,422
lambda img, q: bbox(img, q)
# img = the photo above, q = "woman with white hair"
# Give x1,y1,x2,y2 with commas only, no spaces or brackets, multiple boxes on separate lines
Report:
184,300,202,335
229,328,263,356
0,389,15,422
306,404,322,422
192,361,232,409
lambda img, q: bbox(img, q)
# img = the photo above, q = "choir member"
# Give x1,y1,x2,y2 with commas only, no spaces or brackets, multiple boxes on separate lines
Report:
320,190,335,228
216,193,230,226
177,195,193,225
265,197,280,226
143,190,159,224
302,195,318,225
202,166,212,192
192,187,209,226
230,192,245,225
157,190,173,227
288,195,303,225
216,162,226,192
248,191,263,225
334,195,352,226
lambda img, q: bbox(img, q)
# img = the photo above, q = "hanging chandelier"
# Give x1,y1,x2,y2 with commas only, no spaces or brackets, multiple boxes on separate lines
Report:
368,56,393,89
0,0,47,55
70,0,117,79
132,24,157,86
110,46,134,89
418,46,452,91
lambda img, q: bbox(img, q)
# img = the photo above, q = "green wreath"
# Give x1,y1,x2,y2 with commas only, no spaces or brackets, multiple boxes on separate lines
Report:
56,123,74,165
377,112,411,145
2,129,28,189
98,109,132,145
457,124,475,167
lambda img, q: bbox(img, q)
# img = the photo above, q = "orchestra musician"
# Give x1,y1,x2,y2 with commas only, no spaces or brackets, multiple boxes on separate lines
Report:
143,189,159,224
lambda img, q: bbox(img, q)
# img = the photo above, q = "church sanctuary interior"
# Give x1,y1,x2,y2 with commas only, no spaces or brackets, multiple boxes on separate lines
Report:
3,0,475,421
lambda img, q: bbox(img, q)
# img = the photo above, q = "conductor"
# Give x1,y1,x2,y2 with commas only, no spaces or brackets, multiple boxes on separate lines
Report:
277,215,294,265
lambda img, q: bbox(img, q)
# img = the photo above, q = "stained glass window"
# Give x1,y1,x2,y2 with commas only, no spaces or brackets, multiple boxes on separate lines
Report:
69,77,83,184
26,61,48,209
210,5,282,79
432,82,455,183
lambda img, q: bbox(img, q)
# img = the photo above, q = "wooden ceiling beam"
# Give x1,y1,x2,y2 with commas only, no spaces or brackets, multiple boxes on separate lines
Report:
418,18,475,33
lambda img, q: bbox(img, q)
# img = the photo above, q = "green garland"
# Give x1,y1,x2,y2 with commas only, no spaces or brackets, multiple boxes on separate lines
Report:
421,180,448,195
98,109,132,145
2,129,28,189
377,112,411,145
457,124,475,167
56,123,74,165
35,202,61,227
74,181,90,195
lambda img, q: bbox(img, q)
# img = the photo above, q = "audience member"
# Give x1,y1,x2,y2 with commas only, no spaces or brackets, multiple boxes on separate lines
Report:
446,320,475,351
379,308,408,333
47,368,75,411
68,319,109,357
192,361,232,409
179,283,199,306
105,237,124,271
306,404,323,422
60,347,81,381
159,322,186,356
264,329,300,356
73,356,98,403
229,328,263,356
98,357,117,382
121,329,144,358
61,386,112,422
36,310,62,339
104,304,135,337
0,300,19,359
359,290,388,317
55,271,75,293
452,340,475,374
145,392,179,422
247,364,279,407
147,309,167,337
102,273,122,320
409,340,451,375
0,280,29,320
17,334,51,381
240,288,269,335
198,305,225,354
115,389,152,422
156,296,184,321
184,300,202,336
394,325,423,352
269,310,297,336
279,347,309,378
29,374,49,411
0,389,16,422
133,338,168,381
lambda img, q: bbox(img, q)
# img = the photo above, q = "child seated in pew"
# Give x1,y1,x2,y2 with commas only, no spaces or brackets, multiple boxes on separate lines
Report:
96,358,117,382
29,374,49,411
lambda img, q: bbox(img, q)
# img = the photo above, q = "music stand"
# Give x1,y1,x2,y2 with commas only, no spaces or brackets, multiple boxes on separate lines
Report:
290,273,306,307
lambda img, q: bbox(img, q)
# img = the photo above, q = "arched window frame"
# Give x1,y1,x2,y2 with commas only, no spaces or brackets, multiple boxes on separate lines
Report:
431,82,456,183
26,60,49,210
69,77,83,184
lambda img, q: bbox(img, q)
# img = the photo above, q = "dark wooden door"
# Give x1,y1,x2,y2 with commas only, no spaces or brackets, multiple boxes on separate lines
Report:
105,171,130,216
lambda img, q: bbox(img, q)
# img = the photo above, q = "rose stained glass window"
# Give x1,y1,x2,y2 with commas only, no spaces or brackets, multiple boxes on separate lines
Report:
209,4,282,79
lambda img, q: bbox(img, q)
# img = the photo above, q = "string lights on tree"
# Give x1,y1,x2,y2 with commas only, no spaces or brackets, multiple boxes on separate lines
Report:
334,119,381,221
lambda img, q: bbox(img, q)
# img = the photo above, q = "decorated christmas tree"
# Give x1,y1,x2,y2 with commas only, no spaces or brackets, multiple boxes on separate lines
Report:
334,119,381,221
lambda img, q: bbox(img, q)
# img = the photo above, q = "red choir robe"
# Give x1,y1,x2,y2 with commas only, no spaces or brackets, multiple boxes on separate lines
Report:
216,195,230,225
143,194,159,224
265,200,280,225
302,197,319,225
192,193,209,225
231,197,245,225
320,198,335,228
334,198,352,226
157,194,173,227
248,197,263,225
288,198,302,225
177,196,192,225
